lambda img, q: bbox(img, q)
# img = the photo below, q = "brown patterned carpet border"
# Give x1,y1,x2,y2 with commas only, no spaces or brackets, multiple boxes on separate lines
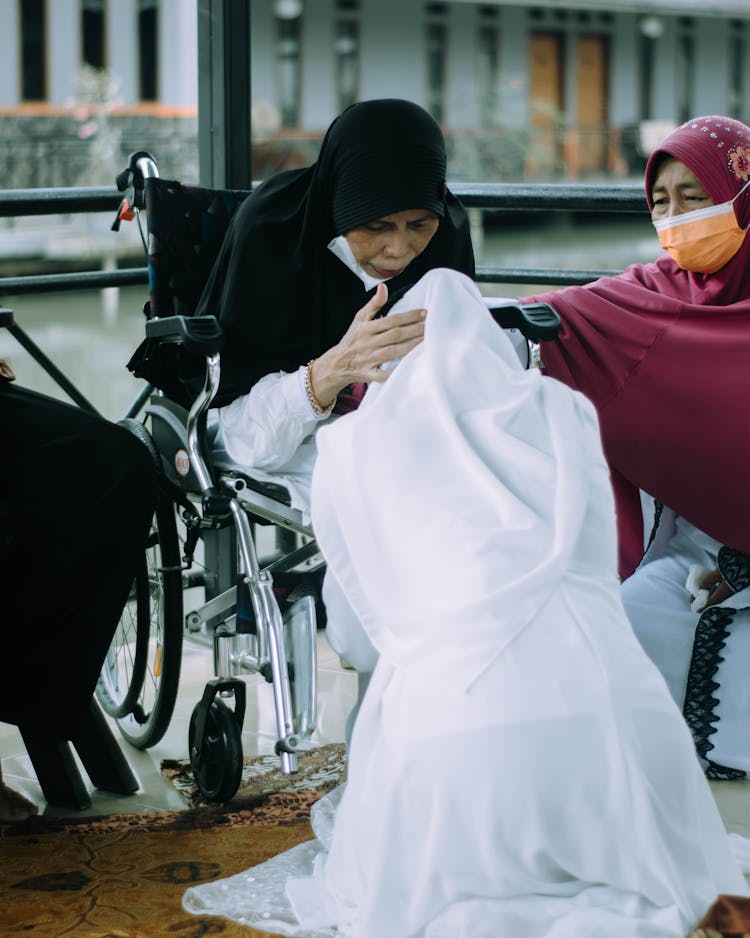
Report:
0,744,346,937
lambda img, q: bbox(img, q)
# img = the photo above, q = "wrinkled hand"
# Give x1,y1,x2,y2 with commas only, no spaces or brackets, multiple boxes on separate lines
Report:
311,283,427,405
695,568,734,608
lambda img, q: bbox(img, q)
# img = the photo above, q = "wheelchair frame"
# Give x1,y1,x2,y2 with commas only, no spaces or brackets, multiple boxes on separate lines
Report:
97,151,560,803
95,153,322,802
5,149,559,805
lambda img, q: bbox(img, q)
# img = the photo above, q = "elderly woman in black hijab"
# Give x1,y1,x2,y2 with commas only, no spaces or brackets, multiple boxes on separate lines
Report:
201,99,475,499
200,98,474,732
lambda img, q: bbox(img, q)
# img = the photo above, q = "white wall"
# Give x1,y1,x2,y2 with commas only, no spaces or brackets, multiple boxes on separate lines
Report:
445,2,479,130
359,0,426,106
693,18,729,118
497,6,528,130
0,0,20,106
48,0,80,105
609,13,638,126
108,0,139,103
159,0,198,107
299,0,336,128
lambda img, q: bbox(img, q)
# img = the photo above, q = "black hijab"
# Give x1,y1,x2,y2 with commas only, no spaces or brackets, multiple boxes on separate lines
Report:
196,98,476,406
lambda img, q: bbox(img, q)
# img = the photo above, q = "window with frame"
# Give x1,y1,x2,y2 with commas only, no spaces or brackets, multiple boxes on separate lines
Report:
334,0,360,113
477,5,500,127
637,34,655,120
425,3,448,124
275,0,304,127
138,0,158,101
728,21,747,121
20,0,47,101
82,0,106,70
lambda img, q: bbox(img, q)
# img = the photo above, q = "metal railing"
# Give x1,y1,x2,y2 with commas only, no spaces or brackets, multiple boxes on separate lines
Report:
0,178,650,417
0,180,648,299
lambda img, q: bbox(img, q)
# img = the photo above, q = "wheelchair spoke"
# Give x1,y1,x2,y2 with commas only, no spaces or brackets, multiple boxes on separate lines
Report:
103,491,183,749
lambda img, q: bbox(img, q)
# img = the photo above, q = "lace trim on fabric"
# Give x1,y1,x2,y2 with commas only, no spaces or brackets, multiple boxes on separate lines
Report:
718,546,750,594
683,605,747,781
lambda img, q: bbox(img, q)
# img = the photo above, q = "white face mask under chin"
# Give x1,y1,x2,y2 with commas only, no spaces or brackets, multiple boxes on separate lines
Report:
327,235,389,291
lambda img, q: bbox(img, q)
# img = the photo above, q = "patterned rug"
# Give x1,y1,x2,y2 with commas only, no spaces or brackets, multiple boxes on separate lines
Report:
0,744,346,937
161,741,346,808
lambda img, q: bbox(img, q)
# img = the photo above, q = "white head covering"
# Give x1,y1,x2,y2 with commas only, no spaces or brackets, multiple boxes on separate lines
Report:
312,268,600,691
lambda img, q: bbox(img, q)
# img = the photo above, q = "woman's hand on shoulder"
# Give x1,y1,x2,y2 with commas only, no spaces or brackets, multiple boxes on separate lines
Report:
310,283,427,404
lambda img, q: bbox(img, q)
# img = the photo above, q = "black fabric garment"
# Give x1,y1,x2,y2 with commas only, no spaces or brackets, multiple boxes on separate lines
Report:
196,99,476,406
0,384,157,738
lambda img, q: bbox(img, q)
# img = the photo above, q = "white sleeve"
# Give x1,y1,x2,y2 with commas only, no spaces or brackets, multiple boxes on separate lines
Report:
217,367,326,472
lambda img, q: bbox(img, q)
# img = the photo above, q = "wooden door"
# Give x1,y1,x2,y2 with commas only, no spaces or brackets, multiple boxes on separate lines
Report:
576,34,609,174
528,32,564,176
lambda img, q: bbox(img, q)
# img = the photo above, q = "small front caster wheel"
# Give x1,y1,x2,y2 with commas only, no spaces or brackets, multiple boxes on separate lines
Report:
188,698,243,803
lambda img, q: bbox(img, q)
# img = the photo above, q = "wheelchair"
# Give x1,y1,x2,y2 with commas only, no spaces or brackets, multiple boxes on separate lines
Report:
96,152,322,803
96,151,560,804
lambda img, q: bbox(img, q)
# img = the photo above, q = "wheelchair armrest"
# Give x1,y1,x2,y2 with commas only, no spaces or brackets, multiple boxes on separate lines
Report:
488,302,561,341
0,308,14,328
145,315,224,357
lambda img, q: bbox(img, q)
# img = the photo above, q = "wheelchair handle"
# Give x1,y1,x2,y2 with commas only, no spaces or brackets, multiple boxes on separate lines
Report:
112,151,159,231
116,150,159,197
144,315,224,357
488,301,561,342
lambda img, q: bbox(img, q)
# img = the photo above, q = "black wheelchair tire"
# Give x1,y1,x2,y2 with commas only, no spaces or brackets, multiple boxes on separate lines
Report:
95,550,150,719
188,698,244,803
112,491,184,749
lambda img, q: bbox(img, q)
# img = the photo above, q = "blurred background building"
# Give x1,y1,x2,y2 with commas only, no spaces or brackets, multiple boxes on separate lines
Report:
1,0,749,188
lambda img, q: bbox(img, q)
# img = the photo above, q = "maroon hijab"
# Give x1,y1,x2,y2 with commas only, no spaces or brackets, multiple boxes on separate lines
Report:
525,116,750,578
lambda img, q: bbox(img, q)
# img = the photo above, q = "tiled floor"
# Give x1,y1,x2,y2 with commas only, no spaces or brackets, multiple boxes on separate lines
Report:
0,631,356,819
3,633,750,851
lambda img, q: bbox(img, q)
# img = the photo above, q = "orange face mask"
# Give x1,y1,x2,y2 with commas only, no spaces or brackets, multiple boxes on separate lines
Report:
653,183,750,274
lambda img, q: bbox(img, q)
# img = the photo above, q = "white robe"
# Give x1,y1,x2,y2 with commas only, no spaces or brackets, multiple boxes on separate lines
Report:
184,269,747,937
622,509,750,778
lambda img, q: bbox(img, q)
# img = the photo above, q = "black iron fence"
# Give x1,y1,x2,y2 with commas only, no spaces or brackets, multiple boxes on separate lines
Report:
0,181,648,299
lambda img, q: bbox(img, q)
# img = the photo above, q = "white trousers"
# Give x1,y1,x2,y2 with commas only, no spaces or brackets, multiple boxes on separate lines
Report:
621,517,750,776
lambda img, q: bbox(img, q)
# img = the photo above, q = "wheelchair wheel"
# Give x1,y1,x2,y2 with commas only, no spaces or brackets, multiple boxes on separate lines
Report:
188,698,243,803
98,491,184,749
96,554,150,719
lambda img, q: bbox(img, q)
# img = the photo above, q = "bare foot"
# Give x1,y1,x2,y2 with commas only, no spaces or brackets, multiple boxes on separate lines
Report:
0,781,39,823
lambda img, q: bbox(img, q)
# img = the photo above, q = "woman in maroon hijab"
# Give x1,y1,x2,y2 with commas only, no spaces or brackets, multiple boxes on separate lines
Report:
525,116,750,780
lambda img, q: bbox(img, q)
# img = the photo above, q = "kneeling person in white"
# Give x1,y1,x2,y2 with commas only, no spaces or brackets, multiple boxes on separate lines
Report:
184,268,747,938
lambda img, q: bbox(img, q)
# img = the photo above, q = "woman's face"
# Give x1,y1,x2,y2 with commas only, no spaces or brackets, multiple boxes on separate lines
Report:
344,209,440,279
650,157,714,220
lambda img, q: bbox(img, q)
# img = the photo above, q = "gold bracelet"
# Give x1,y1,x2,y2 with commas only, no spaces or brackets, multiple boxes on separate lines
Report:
305,359,335,417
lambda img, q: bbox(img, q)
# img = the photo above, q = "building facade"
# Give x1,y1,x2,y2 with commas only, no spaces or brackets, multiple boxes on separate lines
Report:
1,0,749,187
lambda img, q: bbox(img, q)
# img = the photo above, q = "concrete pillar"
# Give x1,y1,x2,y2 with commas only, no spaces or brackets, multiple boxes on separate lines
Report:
250,0,275,111
107,0,139,104
497,6,527,130
445,3,478,131
359,0,423,105
610,14,638,126
693,19,729,117
300,0,335,129
650,18,676,122
48,0,80,105
159,0,198,107
0,0,20,105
